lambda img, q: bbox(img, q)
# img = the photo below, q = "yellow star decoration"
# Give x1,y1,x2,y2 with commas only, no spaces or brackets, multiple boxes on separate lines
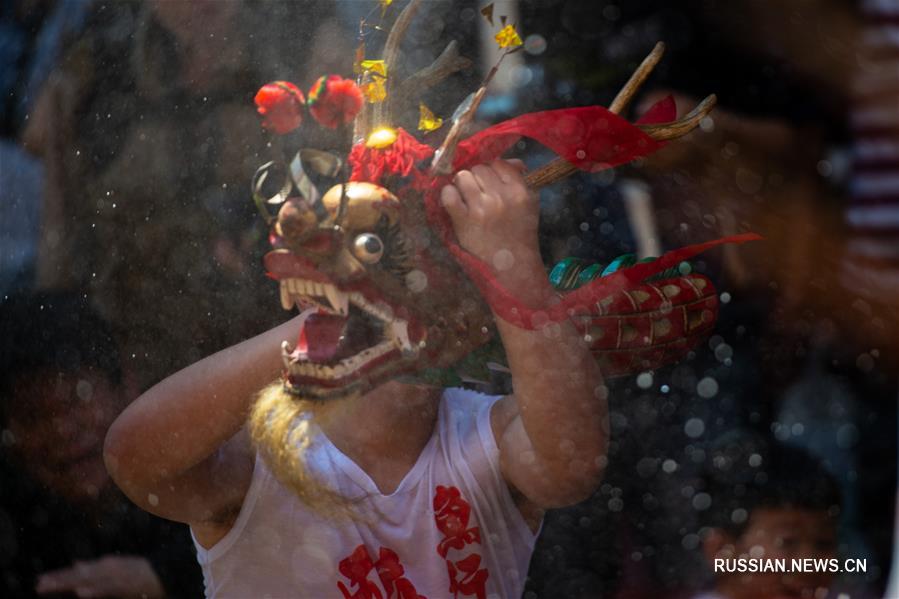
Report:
494,24,522,49
418,103,443,132
360,60,386,75
360,60,387,104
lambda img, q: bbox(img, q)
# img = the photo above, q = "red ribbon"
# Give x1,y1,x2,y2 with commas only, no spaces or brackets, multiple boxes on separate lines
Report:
451,104,668,172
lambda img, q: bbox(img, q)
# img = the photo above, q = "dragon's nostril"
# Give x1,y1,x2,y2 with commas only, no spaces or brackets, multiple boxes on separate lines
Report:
276,197,318,245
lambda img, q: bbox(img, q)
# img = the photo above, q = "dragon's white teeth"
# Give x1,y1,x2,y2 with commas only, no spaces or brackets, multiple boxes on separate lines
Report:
324,284,349,316
281,340,293,368
348,292,392,322
280,281,292,310
388,320,413,352
281,278,352,316
286,340,398,379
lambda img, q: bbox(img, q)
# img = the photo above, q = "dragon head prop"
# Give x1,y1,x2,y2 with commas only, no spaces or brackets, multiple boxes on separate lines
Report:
253,0,759,401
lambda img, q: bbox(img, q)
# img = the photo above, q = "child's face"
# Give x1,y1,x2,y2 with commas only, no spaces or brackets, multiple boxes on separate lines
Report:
713,507,837,599
6,369,121,503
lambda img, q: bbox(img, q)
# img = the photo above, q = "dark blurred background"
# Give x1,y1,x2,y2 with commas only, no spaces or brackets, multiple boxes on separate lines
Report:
1,1,896,598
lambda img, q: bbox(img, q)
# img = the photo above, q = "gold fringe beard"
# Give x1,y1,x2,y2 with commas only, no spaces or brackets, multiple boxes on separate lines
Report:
248,381,362,520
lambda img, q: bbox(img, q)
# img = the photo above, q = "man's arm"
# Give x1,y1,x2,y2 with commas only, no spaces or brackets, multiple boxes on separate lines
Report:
441,160,608,509
104,316,300,530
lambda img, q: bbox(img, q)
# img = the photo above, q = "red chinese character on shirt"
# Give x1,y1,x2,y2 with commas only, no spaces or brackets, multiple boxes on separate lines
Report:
432,485,490,598
375,547,427,599
446,554,489,599
337,544,426,599
338,545,383,599
433,485,482,558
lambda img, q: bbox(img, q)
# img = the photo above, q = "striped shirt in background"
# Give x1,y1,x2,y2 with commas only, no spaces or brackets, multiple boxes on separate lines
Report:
842,0,899,300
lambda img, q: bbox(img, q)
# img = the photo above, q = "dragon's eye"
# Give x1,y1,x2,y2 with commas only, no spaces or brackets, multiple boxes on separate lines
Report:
352,233,384,264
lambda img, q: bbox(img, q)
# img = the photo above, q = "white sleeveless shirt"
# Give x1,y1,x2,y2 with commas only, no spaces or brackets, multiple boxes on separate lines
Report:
192,388,539,598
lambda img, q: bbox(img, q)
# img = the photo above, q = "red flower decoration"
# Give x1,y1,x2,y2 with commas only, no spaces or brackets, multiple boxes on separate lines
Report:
254,81,305,134
308,75,364,129
348,128,434,187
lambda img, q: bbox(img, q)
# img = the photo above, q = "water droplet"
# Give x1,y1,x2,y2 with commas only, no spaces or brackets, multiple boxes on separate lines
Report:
692,492,711,511
714,343,733,362
697,377,719,398
76,380,93,401
636,372,653,389
684,418,705,438
492,249,515,271
524,34,547,55
405,270,428,293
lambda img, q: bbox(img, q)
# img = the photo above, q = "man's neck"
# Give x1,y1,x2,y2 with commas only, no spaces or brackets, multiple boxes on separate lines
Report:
316,381,442,459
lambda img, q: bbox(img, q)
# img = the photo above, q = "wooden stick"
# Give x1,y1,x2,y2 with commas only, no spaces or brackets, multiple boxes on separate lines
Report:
430,54,508,176
637,94,716,141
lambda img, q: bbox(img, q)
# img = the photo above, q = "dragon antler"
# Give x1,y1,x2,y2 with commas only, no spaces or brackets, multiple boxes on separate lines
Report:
354,0,472,142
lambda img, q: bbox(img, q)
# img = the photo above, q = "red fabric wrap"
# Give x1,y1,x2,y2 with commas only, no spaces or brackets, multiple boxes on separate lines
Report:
635,94,677,125
444,229,760,329
451,105,667,172
422,103,761,330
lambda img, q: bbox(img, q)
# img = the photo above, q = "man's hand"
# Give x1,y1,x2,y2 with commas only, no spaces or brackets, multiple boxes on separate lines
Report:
36,555,165,599
440,159,550,307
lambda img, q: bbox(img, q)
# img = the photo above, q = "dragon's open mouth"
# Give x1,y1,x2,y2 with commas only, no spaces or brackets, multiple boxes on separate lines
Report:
278,278,417,387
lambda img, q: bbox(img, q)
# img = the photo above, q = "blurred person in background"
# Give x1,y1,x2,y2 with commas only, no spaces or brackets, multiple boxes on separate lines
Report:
25,0,348,393
0,0,89,296
694,434,842,599
0,291,203,598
